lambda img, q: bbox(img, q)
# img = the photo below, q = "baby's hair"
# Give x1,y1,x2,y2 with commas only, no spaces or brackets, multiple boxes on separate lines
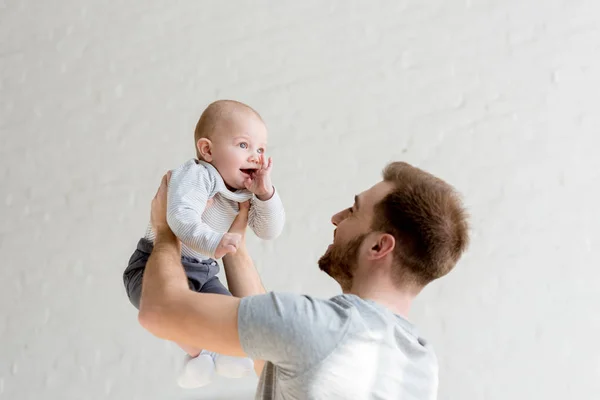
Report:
194,100,263,150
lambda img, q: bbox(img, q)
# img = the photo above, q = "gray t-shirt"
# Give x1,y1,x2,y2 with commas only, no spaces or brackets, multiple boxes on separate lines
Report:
238,292,438,400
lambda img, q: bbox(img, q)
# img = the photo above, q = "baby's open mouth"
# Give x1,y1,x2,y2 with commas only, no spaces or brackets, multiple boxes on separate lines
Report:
240,168,256,175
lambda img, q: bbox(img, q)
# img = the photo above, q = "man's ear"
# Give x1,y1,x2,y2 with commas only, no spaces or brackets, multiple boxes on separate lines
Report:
368,233,395,260
197,138,213,162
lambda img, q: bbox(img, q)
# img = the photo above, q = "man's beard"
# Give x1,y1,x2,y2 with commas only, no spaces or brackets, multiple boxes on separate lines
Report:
318,234,367,292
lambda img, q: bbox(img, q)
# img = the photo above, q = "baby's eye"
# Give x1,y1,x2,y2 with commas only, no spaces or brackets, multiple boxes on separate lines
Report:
239,142,248,149
257,148,264,154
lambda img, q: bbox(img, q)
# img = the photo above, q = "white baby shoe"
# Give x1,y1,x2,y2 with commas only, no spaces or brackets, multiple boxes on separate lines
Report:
177,350,216,388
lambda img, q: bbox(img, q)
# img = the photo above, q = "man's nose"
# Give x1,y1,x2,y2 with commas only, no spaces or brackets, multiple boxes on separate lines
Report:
331,209,349,226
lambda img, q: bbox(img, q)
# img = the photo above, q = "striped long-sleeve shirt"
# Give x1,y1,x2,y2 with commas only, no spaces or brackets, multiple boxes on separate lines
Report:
144,159,285,261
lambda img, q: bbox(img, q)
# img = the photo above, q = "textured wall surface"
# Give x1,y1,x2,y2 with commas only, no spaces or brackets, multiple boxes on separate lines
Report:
1,0,599,399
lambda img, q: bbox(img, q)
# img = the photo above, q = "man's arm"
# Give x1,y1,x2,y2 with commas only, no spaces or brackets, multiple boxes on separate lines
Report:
223,201,266,298
222,201,267,376
138,173,245,357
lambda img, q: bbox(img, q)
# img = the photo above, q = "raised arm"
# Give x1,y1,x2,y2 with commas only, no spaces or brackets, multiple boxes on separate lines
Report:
138,172,246,357
223,201,267,297
222,201,267,376
140,174,333,381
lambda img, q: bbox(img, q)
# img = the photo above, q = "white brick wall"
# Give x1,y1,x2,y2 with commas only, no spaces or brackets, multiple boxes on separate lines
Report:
1,1,599,399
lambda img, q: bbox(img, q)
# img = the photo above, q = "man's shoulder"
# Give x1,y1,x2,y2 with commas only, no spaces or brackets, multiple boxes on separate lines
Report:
244,291,343,309
272,292,357,310
240,291,429,339
249,292,377,316
241,292,357,327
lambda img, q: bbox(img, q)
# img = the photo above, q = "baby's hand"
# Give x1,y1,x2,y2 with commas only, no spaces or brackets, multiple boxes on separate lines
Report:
214,233,242,259
244,155,274,201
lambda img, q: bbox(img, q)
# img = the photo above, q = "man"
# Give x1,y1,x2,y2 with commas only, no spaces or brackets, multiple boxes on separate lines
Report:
138,161,469,399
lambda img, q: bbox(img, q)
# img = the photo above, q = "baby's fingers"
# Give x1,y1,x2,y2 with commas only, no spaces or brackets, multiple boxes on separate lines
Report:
258,154,267,171
265,157,273,173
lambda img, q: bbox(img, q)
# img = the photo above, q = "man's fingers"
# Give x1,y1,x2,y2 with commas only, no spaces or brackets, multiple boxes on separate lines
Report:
159,176,167,196
238,200,250,212
163,171,172,189
155,171,171,199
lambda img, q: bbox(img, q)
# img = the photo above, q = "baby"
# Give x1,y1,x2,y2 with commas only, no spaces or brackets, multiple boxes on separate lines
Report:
123,100,285,388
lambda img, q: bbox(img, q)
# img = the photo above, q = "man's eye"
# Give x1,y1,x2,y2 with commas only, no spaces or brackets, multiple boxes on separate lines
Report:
239,143,248,149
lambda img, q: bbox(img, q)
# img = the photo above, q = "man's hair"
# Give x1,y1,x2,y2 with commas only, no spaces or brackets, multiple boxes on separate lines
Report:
194,100,263,157
372,162,469,287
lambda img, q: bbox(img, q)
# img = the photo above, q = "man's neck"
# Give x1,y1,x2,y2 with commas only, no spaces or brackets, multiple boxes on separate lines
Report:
348,278,416,319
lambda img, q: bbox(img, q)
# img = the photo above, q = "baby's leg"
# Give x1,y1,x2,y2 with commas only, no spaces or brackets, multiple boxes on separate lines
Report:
200,275,232,296
123,239,204,357
124,242,217,388
122,238,152,310
176,258,228,388
177,259,225,356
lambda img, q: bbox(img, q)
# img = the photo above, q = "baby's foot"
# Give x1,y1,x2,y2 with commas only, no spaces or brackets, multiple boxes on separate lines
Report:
214,354,254,379
177,350,215,388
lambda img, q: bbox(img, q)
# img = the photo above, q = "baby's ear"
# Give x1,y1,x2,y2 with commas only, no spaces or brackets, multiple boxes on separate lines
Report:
197,138,213,162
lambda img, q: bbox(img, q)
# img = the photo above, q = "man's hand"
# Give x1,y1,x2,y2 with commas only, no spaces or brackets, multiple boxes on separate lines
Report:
229,201,250,240
244,155,274,201
214,233,242,259
151,171,172,235
215,201,249,259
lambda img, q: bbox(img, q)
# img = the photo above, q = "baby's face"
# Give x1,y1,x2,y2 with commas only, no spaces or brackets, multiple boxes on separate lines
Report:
210,113,268,190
